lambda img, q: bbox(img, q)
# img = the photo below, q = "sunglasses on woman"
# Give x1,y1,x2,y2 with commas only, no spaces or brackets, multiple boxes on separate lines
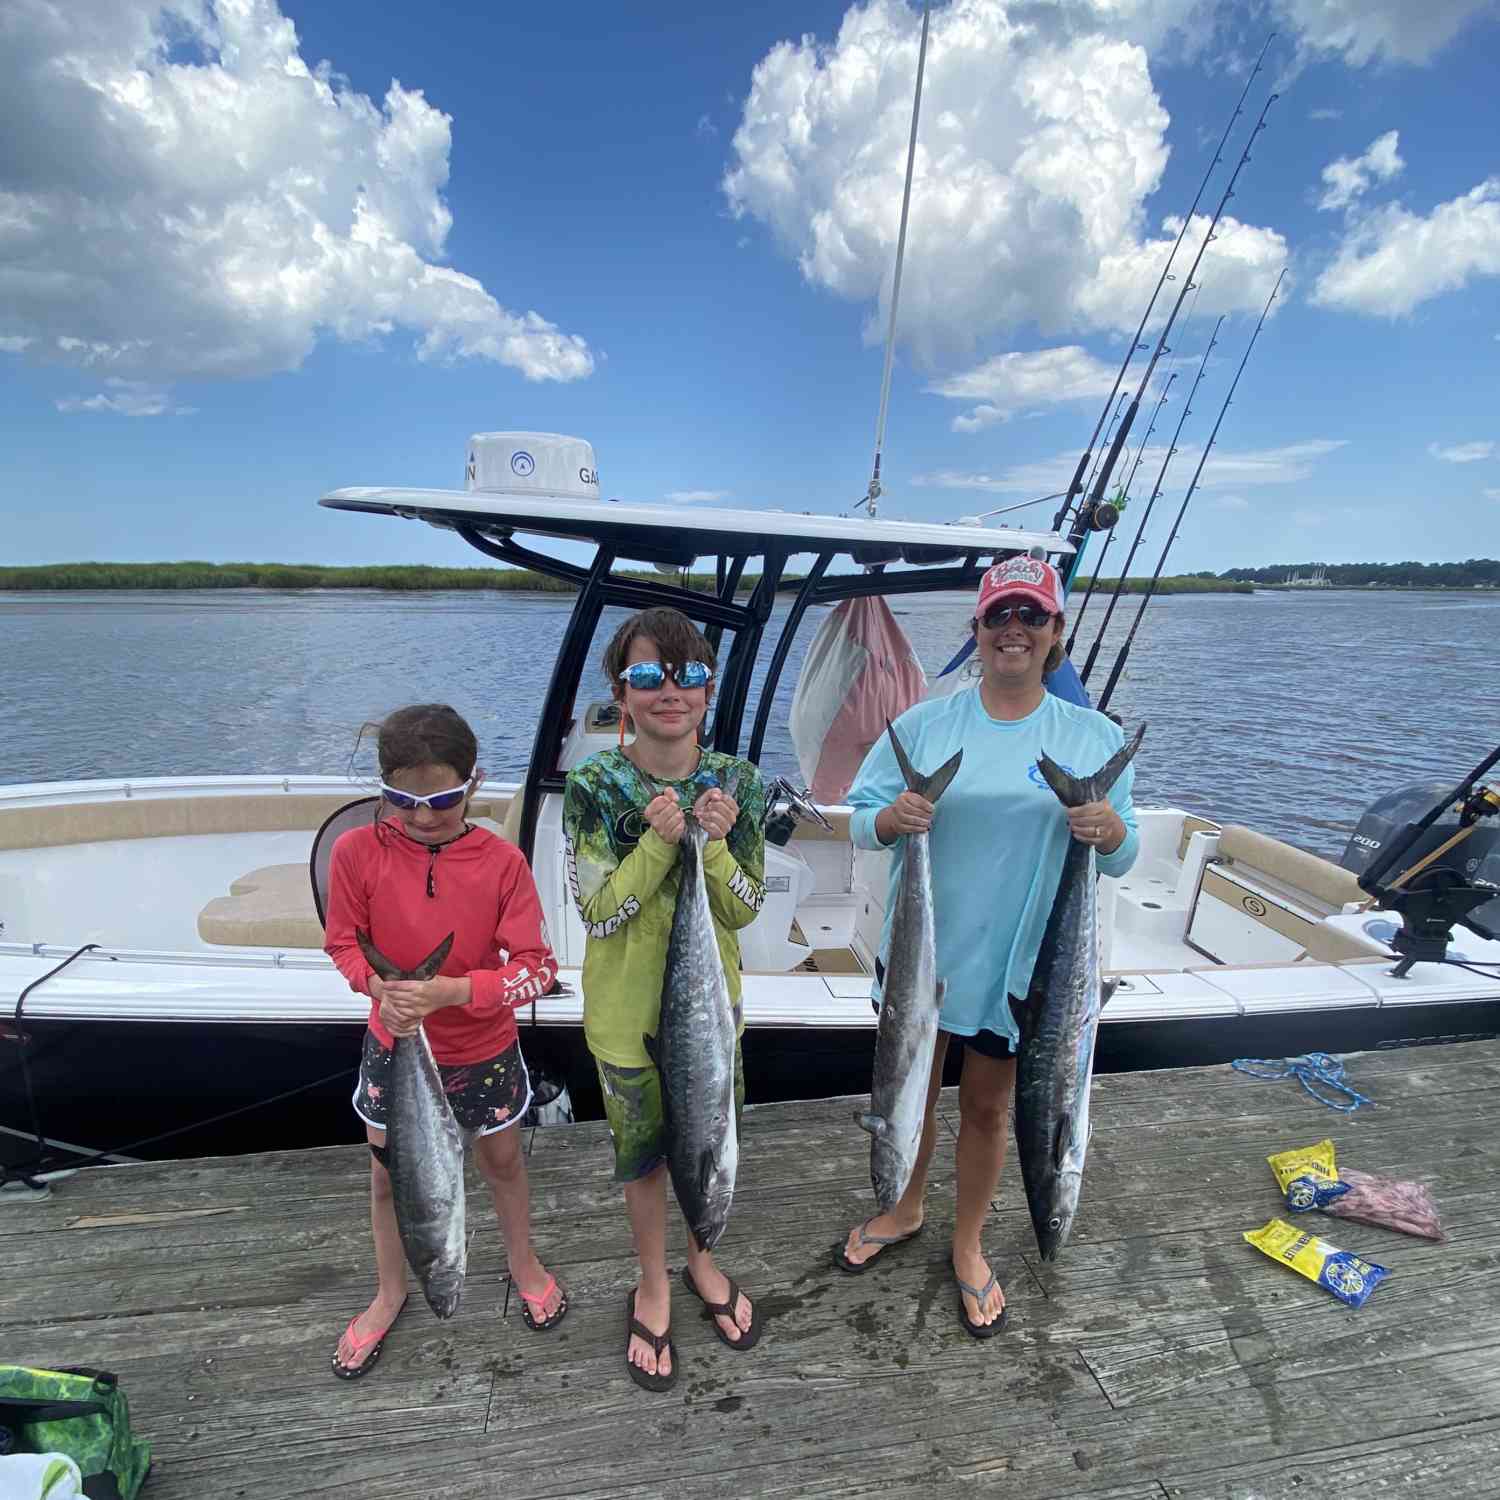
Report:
617,660,714,691
981,603,1056,630
380,780,473,811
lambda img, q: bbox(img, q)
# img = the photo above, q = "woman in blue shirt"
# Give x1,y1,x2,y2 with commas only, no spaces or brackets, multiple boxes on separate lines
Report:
833,556,1138,1337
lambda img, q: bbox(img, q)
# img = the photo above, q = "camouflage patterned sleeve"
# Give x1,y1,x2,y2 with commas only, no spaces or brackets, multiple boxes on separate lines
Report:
702,760,766,932
563,762,678,939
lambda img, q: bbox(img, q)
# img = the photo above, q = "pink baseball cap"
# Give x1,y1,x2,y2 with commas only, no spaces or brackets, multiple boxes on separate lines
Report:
974,555,1065,618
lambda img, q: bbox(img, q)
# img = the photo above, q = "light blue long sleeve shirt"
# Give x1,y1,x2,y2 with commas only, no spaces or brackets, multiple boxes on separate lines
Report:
849,688,1139,1045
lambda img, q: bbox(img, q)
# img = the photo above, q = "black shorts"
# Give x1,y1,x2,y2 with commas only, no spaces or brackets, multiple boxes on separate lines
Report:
352,1030,532,1137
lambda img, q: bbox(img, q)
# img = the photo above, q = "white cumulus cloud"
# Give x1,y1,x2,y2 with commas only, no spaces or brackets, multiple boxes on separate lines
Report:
1429,440,1495,463
927,346,1119,431
1314,180,1500,316
1317,130,1404,212
55,378,197,417
1275,0,1499,66
722,0,1288,363
0,0,594,385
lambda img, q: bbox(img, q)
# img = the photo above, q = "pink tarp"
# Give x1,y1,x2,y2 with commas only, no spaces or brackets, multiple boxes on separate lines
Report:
788,595,927,804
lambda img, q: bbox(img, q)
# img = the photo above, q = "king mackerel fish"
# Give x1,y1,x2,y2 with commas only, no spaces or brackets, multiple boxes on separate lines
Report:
356,929,469,1318
1013,725,1145,1261
857,723,962,1213
645,773,743,1252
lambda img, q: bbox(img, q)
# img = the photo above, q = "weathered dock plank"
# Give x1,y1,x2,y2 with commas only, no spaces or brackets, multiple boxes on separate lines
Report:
3,1040,1498,1498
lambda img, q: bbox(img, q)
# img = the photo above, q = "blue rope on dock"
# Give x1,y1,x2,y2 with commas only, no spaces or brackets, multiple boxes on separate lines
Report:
1229,1052,1377,1113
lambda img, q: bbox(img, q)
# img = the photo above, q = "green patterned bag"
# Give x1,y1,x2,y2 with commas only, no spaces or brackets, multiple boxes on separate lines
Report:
0,1366,151,1498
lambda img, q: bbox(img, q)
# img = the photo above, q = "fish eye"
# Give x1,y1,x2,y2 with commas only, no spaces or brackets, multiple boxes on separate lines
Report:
1048,1215,1063,1230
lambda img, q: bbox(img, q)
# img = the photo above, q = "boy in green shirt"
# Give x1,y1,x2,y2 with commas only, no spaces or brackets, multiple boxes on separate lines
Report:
563,607,767,1391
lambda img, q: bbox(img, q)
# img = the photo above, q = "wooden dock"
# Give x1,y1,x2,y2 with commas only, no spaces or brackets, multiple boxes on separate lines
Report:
4,1040,1500,1498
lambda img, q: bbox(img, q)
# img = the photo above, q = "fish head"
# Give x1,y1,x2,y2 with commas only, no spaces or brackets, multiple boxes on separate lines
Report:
1030,1168,1084,1262
692,1153,737,1252
422,1264,465,1320
870,1134,917,1216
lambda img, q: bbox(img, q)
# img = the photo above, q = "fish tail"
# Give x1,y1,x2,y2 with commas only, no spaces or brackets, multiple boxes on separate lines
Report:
885,721,963,804
1036,723,1146,808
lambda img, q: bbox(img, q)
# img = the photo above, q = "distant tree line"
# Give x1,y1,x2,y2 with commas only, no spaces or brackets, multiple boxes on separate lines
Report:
1216,559,1500,588
1,561,1249,594
0,561,727,593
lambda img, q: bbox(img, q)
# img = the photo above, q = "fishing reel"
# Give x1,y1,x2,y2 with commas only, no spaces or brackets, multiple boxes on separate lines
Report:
762,777,835,847
1340,751,1500,978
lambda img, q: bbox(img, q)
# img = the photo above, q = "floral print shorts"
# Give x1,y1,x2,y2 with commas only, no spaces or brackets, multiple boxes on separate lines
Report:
353,1030,532,1137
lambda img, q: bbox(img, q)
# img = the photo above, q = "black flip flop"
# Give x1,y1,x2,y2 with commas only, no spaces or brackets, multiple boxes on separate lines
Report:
681,1266,762,1351
625,1288,678,1392
955,1271,1010,1340
831,1217,925,1275
330,1294,408,1380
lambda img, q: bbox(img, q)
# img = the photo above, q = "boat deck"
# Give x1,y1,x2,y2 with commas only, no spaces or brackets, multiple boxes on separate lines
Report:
4,1040,1500,1498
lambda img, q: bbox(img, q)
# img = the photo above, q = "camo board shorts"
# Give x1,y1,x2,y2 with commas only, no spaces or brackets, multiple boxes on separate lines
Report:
596,1035,745,1183
353,1030,533,1137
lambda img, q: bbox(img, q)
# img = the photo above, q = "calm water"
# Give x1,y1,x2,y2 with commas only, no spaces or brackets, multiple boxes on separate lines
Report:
2,587,1497,859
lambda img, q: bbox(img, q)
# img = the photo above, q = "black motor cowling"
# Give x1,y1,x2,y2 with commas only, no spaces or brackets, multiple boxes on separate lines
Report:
1340,779,1500,949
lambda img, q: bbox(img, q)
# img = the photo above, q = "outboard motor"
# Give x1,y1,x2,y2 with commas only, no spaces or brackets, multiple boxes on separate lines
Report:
1340,753,1500,976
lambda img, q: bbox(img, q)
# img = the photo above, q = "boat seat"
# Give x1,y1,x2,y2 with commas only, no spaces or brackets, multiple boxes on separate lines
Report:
198,863,323,949
1185,824,1370,965
199,795,507,949
1215,825,1364,911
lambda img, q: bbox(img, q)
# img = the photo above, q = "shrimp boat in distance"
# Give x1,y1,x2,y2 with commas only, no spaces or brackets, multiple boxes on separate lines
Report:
4,432,1499,1174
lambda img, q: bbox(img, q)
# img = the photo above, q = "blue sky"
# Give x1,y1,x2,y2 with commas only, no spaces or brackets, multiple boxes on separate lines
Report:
2,0,1497,573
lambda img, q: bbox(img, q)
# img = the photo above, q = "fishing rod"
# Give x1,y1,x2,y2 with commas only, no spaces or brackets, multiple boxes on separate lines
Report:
862,0,931,519
1095,269,1285,715
1080,391,1129,505
1065,370,1177,656
1056,34,1279,585
1077,316,1223,682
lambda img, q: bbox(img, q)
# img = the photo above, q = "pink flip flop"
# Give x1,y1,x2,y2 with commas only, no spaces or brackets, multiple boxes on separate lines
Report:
331,1295,408,1380
517,1274,570,1332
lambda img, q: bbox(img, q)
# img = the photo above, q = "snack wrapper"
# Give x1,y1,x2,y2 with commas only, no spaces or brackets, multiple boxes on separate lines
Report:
1284,1171,1351,1212
1267,1139,1337,1193
1243,1218,1390,1308
1268,1139,1352,1212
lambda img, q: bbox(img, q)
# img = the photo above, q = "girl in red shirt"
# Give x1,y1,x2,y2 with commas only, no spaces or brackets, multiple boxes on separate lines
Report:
324,703,566,1378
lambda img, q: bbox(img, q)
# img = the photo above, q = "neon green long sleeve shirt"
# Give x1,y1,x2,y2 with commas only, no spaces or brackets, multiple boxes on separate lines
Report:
563,747,766,1068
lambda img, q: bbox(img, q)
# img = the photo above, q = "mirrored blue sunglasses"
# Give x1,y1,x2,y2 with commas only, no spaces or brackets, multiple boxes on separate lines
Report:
617,660,714,691
380,780,472,811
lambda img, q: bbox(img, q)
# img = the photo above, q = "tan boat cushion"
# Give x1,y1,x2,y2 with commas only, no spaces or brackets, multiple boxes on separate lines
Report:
0,793,504,851
1216,824,1364,911
192,797,509,949
197,863,323,949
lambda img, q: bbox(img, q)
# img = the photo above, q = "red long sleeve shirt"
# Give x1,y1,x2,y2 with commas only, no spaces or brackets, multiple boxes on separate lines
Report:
324,819,557,1065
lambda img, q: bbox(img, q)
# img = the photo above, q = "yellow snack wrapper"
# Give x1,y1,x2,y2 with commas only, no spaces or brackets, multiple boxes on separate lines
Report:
1243,1218,1389,1308
1267,1139,1337,1194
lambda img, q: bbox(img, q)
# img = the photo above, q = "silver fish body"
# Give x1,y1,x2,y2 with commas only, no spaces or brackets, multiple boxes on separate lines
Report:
1013,726,1144,1261
649,806,738,1252
356,930,469,1319
385,1024,469,1317
858,724,962,1213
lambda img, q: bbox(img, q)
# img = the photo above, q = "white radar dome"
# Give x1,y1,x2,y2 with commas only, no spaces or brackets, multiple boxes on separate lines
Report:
465,432,600,502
